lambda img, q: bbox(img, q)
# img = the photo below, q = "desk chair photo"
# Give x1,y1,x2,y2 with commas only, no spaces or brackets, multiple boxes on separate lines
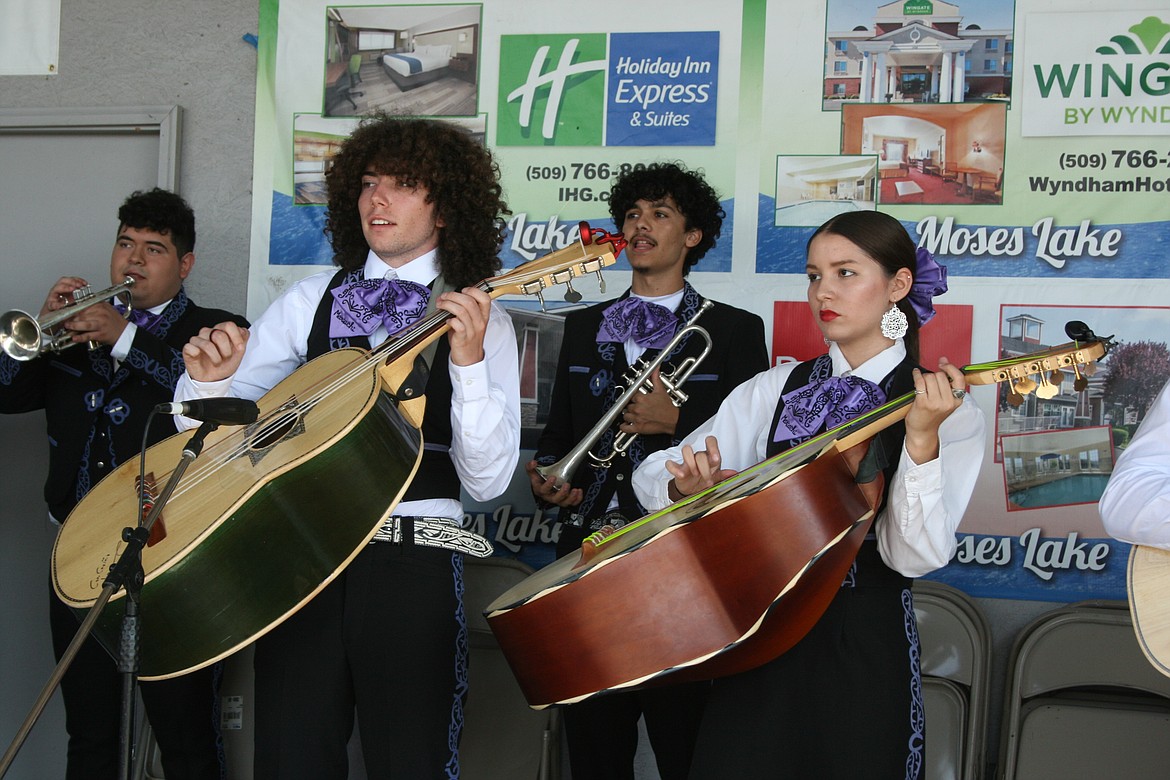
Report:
342,53,364,108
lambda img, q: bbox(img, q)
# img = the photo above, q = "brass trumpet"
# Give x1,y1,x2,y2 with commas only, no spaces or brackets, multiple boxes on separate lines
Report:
537,299,714,490
0,277,135,361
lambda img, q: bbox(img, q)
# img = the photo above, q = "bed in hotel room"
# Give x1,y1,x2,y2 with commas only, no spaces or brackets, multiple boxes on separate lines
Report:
381,44,453,90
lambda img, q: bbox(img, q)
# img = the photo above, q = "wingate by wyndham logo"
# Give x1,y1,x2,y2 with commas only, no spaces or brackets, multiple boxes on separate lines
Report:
1023,13,1170,136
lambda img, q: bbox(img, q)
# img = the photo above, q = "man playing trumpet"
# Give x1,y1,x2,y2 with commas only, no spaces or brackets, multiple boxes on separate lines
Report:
0,188,247,779
525,162,768,780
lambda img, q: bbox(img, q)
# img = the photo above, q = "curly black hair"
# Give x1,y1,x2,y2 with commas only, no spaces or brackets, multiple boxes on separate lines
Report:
324,115,510,289
809,210,922,361
117,188,196,257
607,162,724,273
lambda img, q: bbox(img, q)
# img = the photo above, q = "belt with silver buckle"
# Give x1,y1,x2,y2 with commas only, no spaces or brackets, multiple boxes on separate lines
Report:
369,515,493,558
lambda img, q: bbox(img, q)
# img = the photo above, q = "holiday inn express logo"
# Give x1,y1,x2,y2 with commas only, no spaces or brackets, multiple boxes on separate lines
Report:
1023,13,1170,137
497,31,720,147
498,34,608,146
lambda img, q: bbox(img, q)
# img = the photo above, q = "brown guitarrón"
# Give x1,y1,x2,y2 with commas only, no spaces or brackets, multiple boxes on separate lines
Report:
487,334,1109,708
51,225,622,680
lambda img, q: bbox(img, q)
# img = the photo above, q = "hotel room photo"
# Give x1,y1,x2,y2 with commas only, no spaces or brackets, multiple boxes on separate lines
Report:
773,155,878,227
841,102,1007,206
323,4,480,119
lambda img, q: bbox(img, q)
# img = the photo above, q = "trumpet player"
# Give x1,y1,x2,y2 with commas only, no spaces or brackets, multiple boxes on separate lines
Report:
525,162,768,780
0,188,247,780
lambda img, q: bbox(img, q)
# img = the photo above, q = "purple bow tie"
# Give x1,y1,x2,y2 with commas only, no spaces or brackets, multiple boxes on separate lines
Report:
329,278,430,338
115,302,163,333
596,297,678,349
773,375,887,442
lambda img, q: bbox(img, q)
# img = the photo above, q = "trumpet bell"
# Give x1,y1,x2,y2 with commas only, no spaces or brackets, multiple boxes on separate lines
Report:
0,309,43,361
0,276,135,361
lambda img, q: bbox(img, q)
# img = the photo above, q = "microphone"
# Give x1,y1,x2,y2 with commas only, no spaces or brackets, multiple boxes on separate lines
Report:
156,398,260,425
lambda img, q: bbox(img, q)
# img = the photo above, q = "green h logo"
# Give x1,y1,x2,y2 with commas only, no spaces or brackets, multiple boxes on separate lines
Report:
497,34,608,146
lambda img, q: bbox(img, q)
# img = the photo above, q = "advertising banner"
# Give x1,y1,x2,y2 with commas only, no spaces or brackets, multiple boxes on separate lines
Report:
248,0,1170,602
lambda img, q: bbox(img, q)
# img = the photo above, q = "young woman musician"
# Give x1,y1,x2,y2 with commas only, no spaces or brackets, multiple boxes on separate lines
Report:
632,210,986,779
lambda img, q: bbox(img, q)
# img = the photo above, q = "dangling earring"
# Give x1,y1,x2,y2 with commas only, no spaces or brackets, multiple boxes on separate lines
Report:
880,303,908,340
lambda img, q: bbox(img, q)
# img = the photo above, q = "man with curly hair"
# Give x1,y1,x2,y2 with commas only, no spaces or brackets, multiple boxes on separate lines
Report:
173,115,520,778
525,162,768,780
1,188,245,779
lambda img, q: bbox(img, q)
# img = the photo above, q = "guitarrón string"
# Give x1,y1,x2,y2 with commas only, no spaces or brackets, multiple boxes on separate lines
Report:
159,289,474,504
147,250,602,511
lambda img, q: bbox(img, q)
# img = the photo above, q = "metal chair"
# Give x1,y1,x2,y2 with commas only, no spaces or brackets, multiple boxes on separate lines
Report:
914,580,992,780
461,556,561,780
998,601,1170,779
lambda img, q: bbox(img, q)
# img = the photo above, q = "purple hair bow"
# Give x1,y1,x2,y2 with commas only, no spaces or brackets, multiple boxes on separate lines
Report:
908,247,948,327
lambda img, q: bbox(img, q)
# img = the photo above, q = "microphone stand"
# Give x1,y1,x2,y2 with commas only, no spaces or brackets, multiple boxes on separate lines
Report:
0,421,219,780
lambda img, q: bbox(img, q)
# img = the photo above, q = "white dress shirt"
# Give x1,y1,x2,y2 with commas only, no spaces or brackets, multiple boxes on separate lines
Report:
111,299,171,362
174,249,521,520
632,340,986,577
1099,377,1170,549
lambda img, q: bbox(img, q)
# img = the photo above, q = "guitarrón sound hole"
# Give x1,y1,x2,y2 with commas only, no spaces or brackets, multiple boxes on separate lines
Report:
251,412,299,450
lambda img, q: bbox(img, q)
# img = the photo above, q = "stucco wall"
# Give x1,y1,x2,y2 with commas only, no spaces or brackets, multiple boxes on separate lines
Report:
0,4,258,776
0,0,259,314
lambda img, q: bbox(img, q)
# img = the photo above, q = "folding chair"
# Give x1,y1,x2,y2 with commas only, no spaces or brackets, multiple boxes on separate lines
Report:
461,556,561,780
998,601,1170,779
914,580,992,780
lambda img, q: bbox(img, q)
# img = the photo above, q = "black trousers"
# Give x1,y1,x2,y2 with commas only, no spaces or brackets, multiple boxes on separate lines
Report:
48,588,223,780
253,541,467,779
562,682,709,780
687,584,924,780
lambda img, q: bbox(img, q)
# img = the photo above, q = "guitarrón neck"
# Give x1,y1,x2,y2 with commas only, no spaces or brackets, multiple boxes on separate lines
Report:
595,367,973,551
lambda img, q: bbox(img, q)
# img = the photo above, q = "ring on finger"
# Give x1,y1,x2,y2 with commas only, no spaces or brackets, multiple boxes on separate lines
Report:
914,389,926,395
951,388,966,399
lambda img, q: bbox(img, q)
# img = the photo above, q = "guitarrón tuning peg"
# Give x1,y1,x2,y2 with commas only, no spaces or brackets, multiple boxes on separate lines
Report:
563,279,582,304
1035,371,1059,399
1005,376,1025,407
595,269,606,294
1073,362,1089,392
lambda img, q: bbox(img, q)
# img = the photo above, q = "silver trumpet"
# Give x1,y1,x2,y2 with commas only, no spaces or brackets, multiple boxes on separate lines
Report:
0,277,135,361
537,299,715,490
